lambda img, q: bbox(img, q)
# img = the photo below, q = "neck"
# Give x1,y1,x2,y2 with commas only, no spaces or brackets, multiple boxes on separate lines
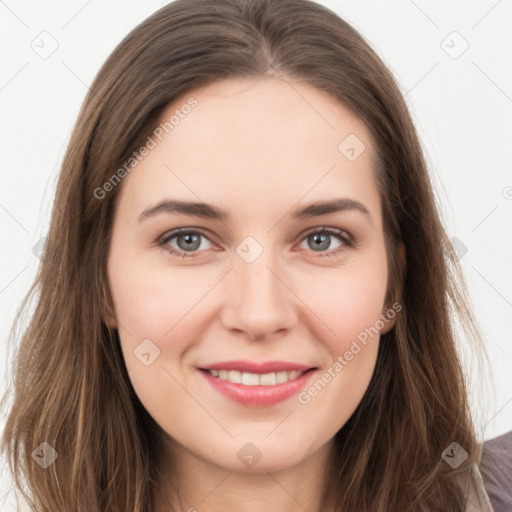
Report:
152,434,335,512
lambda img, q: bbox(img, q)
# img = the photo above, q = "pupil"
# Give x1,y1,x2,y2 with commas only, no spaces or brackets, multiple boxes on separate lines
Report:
178,234,200,251
175,233,331,253
310,233,329,251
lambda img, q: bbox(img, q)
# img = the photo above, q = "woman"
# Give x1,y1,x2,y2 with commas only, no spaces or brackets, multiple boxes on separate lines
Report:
1,0,510,510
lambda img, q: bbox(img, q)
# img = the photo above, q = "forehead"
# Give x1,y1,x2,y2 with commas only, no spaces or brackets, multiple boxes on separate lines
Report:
158,76,374,165
116,77,381,227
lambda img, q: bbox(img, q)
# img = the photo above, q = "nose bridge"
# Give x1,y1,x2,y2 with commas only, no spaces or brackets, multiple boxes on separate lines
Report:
221,243,296,340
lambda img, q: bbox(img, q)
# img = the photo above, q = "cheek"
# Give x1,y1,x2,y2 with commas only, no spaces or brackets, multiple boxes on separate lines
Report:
110,258,215,340
110,250,388,360
293,272,385,430
109,264,210,412
303,264,388,349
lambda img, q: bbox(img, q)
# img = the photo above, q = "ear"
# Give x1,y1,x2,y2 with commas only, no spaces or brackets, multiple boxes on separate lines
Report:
379,306,397,334
103,310,118,330
101,283,118,330
380,242,406,335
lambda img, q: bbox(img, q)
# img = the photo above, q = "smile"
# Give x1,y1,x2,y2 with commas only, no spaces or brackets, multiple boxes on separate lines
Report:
197,361,317,406
206,369,306,386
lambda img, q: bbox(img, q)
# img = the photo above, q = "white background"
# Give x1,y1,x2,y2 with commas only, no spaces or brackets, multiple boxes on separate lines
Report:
1,0,511,509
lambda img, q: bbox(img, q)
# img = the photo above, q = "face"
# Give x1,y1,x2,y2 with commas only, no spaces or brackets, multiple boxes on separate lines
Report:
106,76,396,475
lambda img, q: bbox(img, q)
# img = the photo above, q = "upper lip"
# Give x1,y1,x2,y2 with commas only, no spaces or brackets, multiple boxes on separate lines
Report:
198,360,316,374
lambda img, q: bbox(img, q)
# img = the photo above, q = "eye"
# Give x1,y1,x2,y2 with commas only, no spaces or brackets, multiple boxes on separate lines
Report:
157,228,215,258
297,227,353,258
156,227,354,259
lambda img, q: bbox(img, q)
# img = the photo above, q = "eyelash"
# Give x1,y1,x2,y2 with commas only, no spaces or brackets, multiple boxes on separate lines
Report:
156,227,355,259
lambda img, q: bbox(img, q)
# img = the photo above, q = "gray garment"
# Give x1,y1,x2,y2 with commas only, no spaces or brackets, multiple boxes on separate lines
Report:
479,430,512,512
466,463,495,511
421,431,512,512
422,461,495,512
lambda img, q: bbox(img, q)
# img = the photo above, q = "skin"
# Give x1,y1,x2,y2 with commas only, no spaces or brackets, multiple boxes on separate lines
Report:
106,76,399,512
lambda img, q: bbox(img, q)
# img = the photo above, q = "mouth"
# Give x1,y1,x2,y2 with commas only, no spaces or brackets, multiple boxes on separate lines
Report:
200,368,312,386
197,361,318,406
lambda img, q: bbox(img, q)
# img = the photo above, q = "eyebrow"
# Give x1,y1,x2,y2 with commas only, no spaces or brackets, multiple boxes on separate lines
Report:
138,198,371,223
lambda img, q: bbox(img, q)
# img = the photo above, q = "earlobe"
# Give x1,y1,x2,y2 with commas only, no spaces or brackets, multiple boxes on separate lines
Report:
379,308,396,335
380,241,405,335
101,283,118,329
104,311,118,330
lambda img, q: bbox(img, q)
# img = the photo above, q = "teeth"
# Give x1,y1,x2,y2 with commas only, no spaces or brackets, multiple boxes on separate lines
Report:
207,369,305,385
228,370,242,384
241,372,259,386
259,372,276,385
276,371,288,383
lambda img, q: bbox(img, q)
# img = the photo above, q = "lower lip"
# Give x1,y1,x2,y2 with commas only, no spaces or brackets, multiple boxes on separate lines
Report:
198,369,316,406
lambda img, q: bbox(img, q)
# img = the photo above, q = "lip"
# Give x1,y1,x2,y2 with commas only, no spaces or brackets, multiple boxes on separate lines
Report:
198,360,314,373
197,361,318,407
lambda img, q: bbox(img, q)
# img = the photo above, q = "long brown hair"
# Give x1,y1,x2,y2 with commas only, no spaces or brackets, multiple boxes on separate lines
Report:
1,0,493,510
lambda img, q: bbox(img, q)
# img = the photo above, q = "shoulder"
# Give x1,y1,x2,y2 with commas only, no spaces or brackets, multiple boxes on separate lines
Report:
479,430,512,512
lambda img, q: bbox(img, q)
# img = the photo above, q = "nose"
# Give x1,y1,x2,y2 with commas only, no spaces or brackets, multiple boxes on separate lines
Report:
220,250,297,341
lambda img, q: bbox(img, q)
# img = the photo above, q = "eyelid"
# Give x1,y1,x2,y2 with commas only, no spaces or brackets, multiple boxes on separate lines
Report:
157,227,218,250
156,226,355,258
299,226,354,245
